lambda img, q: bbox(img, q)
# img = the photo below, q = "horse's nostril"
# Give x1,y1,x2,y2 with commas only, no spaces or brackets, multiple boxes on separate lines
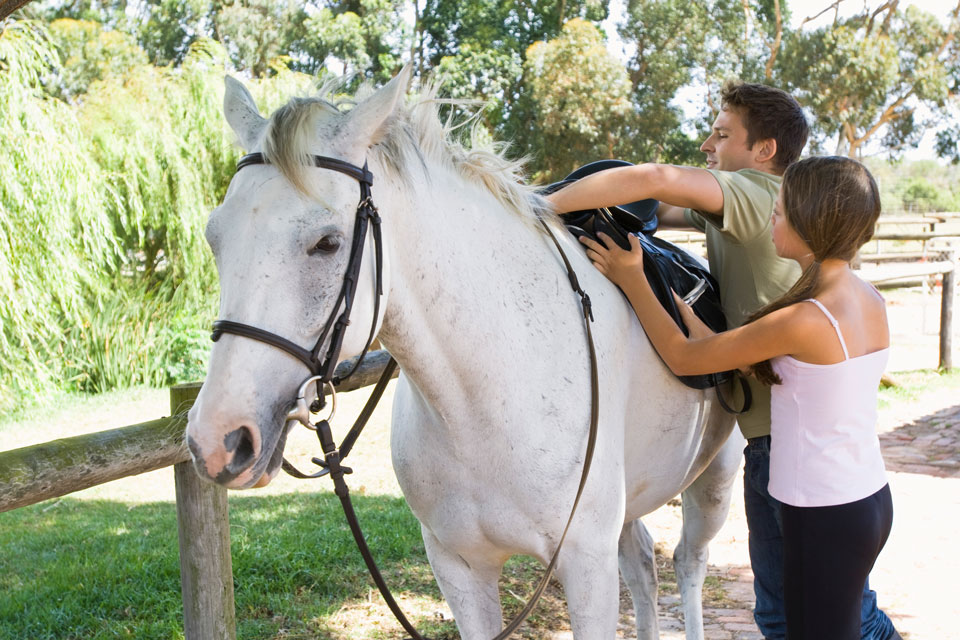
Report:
224,426,256,472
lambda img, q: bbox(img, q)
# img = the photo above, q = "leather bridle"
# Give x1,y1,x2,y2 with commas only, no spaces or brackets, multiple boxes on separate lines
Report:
212,151,384,391
210,152,601,640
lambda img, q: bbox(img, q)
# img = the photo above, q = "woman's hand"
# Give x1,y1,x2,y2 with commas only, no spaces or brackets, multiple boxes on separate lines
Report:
579,232,645,288
671,291,715,340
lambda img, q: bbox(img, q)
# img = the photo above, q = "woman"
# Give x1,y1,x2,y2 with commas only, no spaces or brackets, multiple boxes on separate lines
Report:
578,155,893,639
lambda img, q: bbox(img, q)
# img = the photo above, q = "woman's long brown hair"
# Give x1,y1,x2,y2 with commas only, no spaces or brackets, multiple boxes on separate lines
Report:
747,156,882,385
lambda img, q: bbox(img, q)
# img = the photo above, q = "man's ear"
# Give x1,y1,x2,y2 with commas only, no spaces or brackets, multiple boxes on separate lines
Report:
755,138,778,166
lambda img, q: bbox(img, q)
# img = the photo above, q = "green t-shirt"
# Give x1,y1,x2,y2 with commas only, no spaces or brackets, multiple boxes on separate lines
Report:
684,168,801,439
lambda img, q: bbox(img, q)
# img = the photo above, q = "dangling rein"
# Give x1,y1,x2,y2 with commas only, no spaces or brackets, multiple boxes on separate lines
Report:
212,153,602,640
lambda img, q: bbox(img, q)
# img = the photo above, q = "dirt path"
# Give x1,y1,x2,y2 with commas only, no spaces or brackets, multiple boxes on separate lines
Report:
638,382,960,640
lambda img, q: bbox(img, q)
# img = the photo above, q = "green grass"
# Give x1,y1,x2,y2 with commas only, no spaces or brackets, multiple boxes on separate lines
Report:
0,492,448,640
0,490,583,639
878,368,960,409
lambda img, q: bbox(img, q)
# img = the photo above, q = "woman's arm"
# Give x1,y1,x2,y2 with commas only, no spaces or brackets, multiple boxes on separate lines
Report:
582,232,806,376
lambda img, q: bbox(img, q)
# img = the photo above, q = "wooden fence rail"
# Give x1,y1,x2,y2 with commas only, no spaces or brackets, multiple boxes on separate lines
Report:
0,350,398,640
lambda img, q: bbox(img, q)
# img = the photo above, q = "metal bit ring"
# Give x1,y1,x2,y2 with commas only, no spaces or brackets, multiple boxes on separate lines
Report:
285,376,337,429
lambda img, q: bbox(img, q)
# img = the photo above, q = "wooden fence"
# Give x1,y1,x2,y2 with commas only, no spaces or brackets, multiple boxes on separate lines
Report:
0,350,397,640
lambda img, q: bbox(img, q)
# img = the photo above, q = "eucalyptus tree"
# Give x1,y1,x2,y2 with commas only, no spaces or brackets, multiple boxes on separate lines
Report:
779,1,960,158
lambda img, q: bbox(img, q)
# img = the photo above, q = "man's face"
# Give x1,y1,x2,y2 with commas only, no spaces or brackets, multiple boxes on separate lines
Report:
700,107,757,172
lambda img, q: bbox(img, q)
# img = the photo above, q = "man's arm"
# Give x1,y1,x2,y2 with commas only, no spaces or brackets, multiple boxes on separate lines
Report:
544,163,725,218
656,203,694,229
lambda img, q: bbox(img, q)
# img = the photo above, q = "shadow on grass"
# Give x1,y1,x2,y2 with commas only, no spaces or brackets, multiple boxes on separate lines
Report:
0,491,580,640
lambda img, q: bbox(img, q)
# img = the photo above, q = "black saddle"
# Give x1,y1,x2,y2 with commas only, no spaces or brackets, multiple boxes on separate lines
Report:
544,160,749,412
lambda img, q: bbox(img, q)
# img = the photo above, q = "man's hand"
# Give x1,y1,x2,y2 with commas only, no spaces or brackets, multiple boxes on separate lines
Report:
579,232,645,288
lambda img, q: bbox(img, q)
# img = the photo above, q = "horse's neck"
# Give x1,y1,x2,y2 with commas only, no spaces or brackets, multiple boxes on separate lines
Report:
377,166,586,414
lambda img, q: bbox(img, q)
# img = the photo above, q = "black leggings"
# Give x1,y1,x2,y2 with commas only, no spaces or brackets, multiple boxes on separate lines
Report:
781,484,893,640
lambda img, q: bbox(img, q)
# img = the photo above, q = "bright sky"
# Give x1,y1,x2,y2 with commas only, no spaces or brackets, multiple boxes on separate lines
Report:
603,0,956,161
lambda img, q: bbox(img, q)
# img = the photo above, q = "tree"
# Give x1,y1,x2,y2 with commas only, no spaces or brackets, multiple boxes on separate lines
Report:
213,0,306,77
135,0,211,66
779,1,960,158
48,18,147,98
524,18,633,181
298,0,407,80
415,0,610,159
617,0,786,164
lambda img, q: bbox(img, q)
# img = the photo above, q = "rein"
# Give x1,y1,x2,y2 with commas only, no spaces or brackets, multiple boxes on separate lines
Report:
212,153,601,640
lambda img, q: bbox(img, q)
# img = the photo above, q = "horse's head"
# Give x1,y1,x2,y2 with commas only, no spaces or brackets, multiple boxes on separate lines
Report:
186,68,410,489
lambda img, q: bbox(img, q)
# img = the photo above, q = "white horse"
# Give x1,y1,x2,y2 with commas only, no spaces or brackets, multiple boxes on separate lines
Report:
186,67,744,640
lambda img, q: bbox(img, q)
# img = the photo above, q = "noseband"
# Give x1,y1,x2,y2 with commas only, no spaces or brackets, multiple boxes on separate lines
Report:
211,151,385,394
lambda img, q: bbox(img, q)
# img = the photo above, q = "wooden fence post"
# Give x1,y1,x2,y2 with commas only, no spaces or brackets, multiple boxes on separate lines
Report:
940,253,957,371
170,384,237,640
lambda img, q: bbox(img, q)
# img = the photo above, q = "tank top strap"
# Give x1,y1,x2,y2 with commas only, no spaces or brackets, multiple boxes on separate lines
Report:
804,298,850,360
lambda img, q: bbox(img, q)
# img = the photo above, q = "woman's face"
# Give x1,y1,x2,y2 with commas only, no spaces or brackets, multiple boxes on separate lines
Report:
771,192,812,263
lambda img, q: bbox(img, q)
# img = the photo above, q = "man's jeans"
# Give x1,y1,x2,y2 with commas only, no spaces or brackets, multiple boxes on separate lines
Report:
744,436,896,640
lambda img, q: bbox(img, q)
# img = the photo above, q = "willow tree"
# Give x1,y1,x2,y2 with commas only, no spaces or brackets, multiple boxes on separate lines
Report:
0,20,117,409
0,23,307,406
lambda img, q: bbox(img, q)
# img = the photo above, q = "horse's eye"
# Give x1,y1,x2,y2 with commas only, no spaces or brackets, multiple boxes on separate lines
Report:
309,236,341,255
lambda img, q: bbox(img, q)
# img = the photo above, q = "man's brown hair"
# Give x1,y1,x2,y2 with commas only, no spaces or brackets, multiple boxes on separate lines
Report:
720,81,809,174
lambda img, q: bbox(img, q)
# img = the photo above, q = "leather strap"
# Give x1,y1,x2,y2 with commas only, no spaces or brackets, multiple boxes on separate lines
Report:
713,371,752,415
284,217,601,640
213,153,383,393
236,151,374,185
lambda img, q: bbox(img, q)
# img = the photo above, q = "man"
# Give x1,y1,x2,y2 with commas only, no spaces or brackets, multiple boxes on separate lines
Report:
545,81,899,640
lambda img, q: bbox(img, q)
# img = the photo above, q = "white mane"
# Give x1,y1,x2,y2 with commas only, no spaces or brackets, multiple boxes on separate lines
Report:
261,78,548,225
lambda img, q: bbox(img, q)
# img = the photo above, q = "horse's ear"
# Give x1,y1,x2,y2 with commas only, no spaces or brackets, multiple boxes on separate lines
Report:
224,76,267,151
344,64,412,150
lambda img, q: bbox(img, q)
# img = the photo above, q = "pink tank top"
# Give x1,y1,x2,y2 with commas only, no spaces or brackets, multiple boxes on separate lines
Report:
768,298,889,507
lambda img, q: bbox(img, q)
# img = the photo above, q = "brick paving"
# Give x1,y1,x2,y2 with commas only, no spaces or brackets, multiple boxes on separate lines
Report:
588,389,960,639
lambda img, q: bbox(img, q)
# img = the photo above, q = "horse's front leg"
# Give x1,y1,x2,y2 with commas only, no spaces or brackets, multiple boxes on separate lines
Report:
674,429,744,640
420,525,504,640
555,525,622,639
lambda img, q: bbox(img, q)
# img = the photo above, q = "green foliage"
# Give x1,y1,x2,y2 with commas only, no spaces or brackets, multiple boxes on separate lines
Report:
0,19,119,408
135,0,211,66
214,0,306,78
48,18,147,99
899,177,957,213
300,0,407,80
78,38,235,290
862,157,960,214
780,4,960,157
524,18,633,181
0,23,243,411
